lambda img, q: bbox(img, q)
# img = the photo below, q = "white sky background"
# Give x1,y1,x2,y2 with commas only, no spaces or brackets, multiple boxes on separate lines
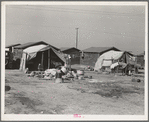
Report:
6,5,145,54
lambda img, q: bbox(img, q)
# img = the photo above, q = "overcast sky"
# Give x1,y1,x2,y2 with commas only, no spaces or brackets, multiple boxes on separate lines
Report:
6,4,145,54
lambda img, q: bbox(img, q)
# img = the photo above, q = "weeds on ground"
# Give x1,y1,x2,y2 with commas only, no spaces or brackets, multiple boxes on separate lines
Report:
68,80,143,98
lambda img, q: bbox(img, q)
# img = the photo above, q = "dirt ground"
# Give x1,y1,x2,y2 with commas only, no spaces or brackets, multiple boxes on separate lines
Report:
4,69,144,115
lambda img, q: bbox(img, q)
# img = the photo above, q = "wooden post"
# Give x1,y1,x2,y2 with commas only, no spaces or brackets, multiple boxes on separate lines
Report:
135,56,138,74
41,52,44,70
25,53,27,69
69,58,71,71
76,28,79,49
136,56,137,65
48,49,50,69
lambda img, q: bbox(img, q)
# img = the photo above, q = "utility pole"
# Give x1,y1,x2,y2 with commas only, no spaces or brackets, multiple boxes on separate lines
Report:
76,28,79,49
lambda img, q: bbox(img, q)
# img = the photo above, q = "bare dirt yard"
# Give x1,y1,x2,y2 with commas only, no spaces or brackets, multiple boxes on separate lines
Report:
4,69,144,115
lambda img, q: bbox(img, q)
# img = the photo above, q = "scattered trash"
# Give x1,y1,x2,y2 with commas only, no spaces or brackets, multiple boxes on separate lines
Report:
132,78,141,83
27,71,35,77
85,66,94,71
77,70,84,75
89,76,92,79
67,72,73,77
43,75,52,80
137,79,141,82
61,66,67,74
38,74,45,78
45,69,57,76
78,76,84,80
72,71,78,79
62,75,69,80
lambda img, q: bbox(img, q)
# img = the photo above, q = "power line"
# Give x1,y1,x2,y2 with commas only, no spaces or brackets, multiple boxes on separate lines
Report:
6,23,74,29
28,5,145,16
80,28,144,39
7,6,145,17
6,22,144,39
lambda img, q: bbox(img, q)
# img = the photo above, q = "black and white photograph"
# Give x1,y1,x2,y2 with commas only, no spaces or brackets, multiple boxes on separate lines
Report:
1,1,148,121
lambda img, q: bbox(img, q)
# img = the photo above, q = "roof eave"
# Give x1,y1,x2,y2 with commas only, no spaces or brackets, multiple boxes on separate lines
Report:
61,47,80,52
14,41,49,49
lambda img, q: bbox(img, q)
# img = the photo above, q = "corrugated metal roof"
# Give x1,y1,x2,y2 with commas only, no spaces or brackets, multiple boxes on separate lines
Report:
14,41,49,49
60,47,80,52
6,44,21,48
83,47,120,53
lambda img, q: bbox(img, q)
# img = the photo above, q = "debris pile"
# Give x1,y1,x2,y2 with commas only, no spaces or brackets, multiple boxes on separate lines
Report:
24,66,93,83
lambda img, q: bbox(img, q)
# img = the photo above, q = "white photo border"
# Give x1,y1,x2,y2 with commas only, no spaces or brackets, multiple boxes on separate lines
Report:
1,1,148,121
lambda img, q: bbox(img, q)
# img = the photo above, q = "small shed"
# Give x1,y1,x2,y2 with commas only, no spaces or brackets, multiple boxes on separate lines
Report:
136,52,145,67
5,43,21,69
81,47,120,66
60,47,81,65
6,43,21,53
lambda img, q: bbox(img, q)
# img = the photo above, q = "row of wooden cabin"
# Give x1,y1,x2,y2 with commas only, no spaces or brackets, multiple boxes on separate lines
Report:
5,41,145,70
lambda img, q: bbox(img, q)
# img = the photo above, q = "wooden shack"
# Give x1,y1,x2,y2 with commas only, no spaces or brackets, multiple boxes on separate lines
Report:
81,47,120,66
60,47,81,65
